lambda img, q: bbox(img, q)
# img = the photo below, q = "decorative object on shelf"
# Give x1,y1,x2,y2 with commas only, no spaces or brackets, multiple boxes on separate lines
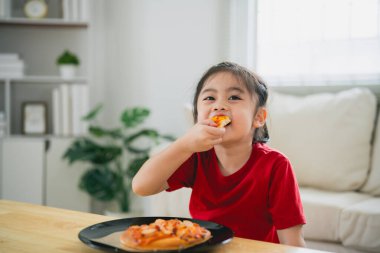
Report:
23,0,48,19
22,101,47,135
56,49,80,80
0,111,6,137
63,105,175,214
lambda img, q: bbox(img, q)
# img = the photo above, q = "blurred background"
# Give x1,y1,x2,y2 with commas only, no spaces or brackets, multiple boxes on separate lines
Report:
2,0,378,138
0,0,379,214
1,2,380,252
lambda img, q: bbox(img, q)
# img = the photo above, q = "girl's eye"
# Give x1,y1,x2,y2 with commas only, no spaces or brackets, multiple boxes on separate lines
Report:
203,96,215,101
229,95,241,100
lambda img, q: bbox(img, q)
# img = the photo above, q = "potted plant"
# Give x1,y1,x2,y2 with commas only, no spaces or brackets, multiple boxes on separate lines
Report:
56,50,80,79
63,105,174,214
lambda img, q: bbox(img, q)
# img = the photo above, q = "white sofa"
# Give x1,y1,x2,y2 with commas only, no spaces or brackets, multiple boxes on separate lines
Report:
141,85,380,253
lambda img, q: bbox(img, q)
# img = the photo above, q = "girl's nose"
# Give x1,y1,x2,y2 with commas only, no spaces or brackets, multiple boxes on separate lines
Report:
212,102,227,111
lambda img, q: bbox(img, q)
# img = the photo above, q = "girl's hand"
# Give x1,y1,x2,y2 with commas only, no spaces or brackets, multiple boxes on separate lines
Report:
180,119,226,153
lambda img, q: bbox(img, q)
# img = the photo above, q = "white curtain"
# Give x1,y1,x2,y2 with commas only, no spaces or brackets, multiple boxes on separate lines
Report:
255,0,380,85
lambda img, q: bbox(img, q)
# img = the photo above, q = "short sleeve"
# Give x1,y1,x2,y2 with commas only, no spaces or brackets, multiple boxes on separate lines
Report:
166,153,197,191
268,155,306,230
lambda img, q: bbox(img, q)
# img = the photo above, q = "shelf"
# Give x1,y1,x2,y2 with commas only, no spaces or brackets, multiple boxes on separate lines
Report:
2,135,82,140
0,76,87,84
0,18,88,28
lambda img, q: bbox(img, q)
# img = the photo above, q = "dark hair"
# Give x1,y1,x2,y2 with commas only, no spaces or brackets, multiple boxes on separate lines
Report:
192,61,269,143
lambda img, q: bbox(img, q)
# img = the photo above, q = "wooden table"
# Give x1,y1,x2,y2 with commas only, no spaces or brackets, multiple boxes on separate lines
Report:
0,200,326,253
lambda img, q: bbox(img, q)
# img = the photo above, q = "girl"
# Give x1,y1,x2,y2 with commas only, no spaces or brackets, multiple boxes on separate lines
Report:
132,62,306,246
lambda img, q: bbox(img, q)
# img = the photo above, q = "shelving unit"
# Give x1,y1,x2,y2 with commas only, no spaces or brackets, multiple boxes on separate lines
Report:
0,0,89,24
0,0,92,213
1,76,87,136
0,0,91,138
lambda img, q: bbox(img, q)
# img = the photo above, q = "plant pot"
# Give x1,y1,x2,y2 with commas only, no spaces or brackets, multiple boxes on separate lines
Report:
59,64,78,80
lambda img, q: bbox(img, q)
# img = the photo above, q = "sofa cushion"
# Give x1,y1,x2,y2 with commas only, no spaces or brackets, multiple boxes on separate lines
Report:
300,187,371,242
340,198,380,252
306,240,369,253
361,110,380,196
267,88,377,191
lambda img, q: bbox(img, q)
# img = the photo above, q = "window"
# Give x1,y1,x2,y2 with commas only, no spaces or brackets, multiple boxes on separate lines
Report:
256,0,380,85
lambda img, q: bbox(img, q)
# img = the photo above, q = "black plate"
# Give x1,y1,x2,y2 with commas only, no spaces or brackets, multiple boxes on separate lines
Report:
78,216,234,252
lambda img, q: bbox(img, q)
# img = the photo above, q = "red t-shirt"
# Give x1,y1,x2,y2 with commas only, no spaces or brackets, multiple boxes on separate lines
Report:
167,143,306,243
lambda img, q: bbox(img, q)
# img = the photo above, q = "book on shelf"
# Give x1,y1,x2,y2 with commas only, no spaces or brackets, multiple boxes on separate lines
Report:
52,88,61,135
52,83,89,136
62,0,71,21
71,84,90,135
0,53,24,78
0,0,11,19
0,54,19,61
79,0,89,22
0,111,6,137
62,0,89,22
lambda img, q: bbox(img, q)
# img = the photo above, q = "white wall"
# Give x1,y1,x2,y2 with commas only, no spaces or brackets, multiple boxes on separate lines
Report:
94,0,232,137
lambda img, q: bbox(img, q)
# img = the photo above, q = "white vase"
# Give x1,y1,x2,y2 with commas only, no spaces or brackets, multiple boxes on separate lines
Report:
59,64,77,80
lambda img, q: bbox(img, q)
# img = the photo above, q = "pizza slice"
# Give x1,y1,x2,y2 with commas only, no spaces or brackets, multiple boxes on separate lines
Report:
120,219,212,251
211,115,231,128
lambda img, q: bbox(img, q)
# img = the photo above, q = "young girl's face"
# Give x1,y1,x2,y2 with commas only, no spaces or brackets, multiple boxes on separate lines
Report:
196,71,259,144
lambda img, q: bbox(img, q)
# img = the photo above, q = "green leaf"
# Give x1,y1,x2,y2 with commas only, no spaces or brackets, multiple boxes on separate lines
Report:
160,134,176,141
82,104,103,121
79,166,123,201
63,104,176,211
62,138,122,165
124,129,159,144
124,129,159,154
56,50,80,65
126,145,150,154
126,155,149,178
121,107,150,128
89,126,123,138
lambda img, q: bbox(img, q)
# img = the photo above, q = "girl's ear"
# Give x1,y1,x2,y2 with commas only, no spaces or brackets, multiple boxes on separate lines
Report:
253,107,267,128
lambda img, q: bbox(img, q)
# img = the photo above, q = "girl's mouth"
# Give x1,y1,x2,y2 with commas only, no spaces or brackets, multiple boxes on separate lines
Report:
211,115,231,128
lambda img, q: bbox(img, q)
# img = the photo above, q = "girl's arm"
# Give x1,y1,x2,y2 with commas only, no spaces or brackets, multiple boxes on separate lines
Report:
277,225,306,247
132,119,225,196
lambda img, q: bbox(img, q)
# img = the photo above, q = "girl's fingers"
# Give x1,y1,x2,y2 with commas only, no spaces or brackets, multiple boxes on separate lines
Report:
205,126,225,136
210,137,223,145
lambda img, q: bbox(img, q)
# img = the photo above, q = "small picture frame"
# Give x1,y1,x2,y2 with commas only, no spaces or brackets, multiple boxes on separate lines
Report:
22,102,48,135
